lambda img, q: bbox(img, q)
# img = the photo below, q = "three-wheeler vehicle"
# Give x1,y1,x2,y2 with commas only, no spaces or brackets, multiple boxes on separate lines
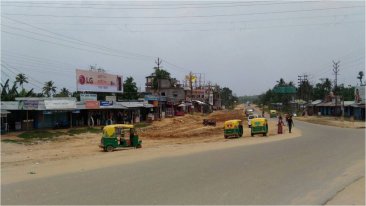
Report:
251,118,268,137
224,119,243,139
270,110,277,118
99,124,142,152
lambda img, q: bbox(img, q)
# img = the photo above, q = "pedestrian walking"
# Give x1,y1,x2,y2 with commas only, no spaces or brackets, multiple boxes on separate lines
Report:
286,115,294,133
277,115,284,134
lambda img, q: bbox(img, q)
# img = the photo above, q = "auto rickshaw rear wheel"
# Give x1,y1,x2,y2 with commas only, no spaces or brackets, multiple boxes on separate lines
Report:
106,145,114,152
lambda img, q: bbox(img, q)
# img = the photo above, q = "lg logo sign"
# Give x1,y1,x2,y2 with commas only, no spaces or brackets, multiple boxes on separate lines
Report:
79,75,93,85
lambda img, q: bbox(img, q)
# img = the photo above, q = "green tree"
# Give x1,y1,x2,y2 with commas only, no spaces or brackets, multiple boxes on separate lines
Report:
1,79,19,101
357,71,364,85
55,87,70,97
152,67,170,89
297,80,313,101
15,73,28,90
220,87,238,109
122,76,139,100
42,81,57,97
313,78,332,100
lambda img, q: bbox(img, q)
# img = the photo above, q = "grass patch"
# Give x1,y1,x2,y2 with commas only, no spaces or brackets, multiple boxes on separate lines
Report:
67,127,101,135
1,139,22,144
18,130,65,139
16,127,102,140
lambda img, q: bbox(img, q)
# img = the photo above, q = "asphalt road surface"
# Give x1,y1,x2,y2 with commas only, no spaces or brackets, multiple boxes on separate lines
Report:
2,121,365,205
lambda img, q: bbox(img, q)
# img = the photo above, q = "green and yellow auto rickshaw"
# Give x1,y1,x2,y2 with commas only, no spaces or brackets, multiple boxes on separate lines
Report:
251,118,268,137
270,110,277,118
224,119,243,138
99,124,142,152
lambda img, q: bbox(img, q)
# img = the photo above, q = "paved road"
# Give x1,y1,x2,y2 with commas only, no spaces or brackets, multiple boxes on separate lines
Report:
2,121,364,205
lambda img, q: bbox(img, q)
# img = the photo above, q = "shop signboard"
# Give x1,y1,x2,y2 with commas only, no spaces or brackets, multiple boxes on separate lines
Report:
1,101,19,110
44,100,76,110
144,95,159,101
19,100,39,110
85,100,100,109
100,101,113,106
273,86,297,94
76,69,123,93
80,93,97,102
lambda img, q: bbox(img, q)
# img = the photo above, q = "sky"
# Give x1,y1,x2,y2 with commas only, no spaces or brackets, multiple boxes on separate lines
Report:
1,0,365,96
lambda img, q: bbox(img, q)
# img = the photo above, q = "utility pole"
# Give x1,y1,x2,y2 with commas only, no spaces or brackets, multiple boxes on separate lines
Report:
333,60,340,116
298,75,303,100
155,57,162,70
333,61,340,92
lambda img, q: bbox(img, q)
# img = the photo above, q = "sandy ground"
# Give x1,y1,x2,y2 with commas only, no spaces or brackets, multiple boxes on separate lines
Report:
295,115,365,129
326,177,365,205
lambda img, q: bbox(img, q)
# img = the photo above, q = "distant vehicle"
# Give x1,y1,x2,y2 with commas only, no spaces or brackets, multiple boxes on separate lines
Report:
247,114,258,128
245,108,254,116
270,110,277,118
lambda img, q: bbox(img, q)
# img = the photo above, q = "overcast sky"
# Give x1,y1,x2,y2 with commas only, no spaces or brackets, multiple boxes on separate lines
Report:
1,0,365,96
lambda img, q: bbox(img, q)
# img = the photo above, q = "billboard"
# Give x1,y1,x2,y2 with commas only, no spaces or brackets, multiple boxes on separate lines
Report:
76,69,123,93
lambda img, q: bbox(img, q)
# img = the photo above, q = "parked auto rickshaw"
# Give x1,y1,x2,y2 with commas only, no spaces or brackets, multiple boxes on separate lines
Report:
99,124,142,152
270,110,277,118
251,118,268,137
224,119,243,138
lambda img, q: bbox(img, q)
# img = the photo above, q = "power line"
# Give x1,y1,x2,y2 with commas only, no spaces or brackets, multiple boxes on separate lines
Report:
2,17,156,60
0,1,321,10
2,5,364,19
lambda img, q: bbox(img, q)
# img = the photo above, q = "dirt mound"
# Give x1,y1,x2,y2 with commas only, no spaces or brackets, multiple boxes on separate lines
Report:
139,107,246,140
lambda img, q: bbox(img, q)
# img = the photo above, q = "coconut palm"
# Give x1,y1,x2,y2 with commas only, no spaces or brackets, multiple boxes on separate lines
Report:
57,87,70,97
357,71,364,85
42,81,57,97
15,73,28,89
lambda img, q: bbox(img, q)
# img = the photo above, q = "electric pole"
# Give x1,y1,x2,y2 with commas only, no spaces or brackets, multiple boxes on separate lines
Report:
333,60,340,116
332,60,340,92
155,57,162,70
298,75,303,100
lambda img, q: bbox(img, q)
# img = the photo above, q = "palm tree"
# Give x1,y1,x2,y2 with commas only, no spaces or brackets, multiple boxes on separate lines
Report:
15,73,28,90
357,71,364,85
58,87,70,97
42,81,57,97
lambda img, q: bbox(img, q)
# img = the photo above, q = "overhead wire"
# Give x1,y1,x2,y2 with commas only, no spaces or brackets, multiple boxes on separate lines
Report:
0,1,322,10
2,5,364,19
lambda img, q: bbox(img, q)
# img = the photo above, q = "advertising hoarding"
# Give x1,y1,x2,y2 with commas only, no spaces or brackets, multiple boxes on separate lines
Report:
76,69,123,93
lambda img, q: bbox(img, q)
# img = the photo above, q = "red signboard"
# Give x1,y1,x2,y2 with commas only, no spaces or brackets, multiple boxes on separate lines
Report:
85,100,100,109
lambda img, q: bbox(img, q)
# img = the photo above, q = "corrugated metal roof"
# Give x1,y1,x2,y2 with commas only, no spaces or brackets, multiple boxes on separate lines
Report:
309,100,322,105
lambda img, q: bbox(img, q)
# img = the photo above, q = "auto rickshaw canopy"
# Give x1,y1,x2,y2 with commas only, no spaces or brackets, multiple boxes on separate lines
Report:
224,119,242,129
251,118,268,127
103,124,135,137
270,110,277,114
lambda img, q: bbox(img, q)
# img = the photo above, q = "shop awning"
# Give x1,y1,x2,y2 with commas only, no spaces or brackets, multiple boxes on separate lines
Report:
1,110,11,117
